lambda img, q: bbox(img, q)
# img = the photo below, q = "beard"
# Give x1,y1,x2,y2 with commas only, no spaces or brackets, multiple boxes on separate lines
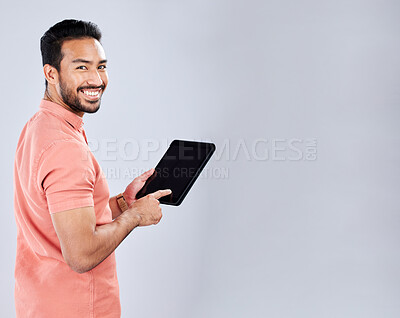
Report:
59,77,104,114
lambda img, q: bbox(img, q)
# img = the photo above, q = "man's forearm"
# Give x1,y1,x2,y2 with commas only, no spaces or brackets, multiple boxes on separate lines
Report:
81,193,164,273
52,191,166,274
72,209,140,273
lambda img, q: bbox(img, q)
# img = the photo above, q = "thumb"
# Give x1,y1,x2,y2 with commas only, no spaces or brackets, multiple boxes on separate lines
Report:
139,168,155,181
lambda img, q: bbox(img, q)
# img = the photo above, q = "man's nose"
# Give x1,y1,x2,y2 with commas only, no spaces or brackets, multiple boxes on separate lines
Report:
86,70,103,87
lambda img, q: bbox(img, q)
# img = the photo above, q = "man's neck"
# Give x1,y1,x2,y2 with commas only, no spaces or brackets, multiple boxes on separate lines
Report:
44,89,84,118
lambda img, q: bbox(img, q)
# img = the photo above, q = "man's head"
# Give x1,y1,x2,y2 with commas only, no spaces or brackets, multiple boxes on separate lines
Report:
41,19,108,115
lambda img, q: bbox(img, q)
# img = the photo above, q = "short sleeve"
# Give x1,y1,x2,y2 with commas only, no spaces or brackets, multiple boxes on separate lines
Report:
37,140,95,214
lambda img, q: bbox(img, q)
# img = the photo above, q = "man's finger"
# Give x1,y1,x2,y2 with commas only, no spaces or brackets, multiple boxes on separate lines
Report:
149,189,172,200
138,168,155,181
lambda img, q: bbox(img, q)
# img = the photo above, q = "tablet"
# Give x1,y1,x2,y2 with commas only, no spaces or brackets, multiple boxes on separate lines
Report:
136,140,216,206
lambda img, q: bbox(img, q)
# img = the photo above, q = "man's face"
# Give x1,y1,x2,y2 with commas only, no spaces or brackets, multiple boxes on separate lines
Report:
57,38,108,114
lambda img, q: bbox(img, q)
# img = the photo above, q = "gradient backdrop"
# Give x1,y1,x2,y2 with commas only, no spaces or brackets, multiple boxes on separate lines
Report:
1,0,399,317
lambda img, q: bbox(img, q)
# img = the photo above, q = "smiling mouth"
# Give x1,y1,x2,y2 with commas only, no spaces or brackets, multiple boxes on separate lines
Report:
79,88,103,101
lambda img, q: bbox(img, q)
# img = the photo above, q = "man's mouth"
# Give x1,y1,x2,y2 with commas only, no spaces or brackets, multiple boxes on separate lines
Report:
79,88,103,101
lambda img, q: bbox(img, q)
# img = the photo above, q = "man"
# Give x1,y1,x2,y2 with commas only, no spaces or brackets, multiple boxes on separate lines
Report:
14,19,171,317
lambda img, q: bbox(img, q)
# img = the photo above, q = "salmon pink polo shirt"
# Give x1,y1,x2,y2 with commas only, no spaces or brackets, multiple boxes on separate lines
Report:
14,99,121,318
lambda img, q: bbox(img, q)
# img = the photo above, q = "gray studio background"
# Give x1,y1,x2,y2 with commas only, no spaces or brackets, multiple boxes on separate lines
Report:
1,0,399,317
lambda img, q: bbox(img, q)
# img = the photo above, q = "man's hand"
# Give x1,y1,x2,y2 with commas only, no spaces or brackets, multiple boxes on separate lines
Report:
127,189,172,227
123,168,155,206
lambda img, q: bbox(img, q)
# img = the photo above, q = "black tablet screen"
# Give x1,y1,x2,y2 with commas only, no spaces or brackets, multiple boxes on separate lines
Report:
136,140,215,205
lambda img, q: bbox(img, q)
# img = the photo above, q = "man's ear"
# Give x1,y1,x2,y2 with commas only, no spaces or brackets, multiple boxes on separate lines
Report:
43,64,59,86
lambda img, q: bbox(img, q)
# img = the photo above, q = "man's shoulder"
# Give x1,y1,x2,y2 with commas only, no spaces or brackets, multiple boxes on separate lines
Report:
17,109,85,162
27,108,63,136
27,107,81,139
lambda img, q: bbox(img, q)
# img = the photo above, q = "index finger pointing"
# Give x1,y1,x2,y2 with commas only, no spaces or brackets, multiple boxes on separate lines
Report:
149,189,172,200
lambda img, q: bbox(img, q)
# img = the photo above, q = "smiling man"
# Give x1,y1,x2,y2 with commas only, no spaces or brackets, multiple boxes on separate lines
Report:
14,19,171,318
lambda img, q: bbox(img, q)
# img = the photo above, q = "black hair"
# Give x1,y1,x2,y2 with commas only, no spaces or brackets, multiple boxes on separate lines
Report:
40,19,102,86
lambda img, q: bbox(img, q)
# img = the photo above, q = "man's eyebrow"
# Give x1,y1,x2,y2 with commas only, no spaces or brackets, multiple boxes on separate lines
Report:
71,59,107,64
72,58,92,64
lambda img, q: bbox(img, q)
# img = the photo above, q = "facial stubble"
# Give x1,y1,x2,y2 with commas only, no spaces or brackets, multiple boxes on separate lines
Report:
59,75,103,114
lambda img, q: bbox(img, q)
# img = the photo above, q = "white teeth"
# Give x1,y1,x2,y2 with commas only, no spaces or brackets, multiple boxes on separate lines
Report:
82,90,100,97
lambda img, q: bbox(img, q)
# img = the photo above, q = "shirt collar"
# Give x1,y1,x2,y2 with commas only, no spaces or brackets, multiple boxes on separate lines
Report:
39,99,84,131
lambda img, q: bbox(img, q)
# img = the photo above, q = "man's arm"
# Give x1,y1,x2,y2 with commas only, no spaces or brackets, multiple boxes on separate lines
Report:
51,189,171,274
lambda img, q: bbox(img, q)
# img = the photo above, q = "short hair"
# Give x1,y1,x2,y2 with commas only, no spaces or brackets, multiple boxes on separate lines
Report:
40,19,102,86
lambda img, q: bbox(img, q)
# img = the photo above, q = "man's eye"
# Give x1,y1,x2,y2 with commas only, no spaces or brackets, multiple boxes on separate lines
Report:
77,66,87,70
98,65,107,70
